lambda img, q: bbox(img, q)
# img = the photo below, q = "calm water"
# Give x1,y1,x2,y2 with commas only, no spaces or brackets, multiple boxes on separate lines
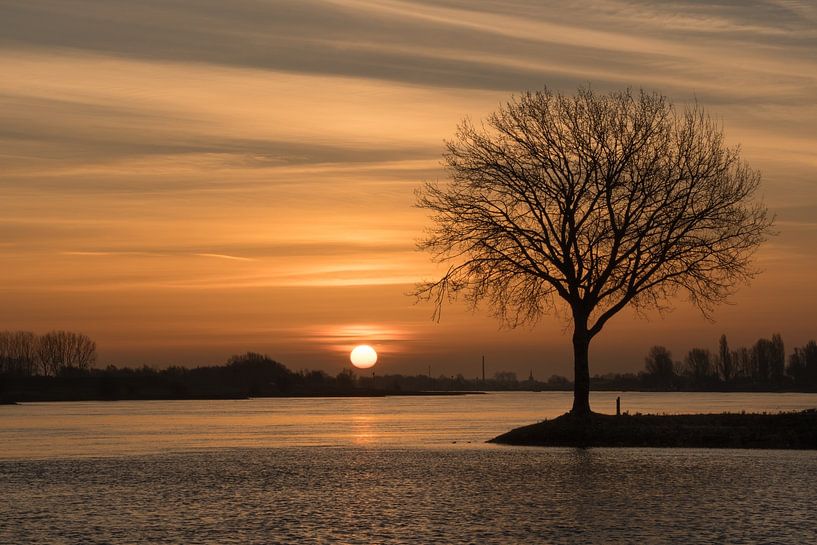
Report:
2,392,817,543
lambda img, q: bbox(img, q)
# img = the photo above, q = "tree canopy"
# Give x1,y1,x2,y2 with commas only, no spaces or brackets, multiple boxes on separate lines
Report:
416,87,773,415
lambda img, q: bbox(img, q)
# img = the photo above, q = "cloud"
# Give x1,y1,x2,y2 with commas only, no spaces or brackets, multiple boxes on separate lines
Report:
296,322,416,355
0,0,813,100
0,93,435,172
193,253,256,262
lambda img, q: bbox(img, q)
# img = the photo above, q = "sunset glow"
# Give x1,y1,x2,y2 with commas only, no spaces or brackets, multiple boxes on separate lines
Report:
1,1,815,377
3,4,817,543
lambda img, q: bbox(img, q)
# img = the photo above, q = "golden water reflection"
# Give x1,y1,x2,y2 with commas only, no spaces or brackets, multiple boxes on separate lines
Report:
3,391,817,459
351,415,376,446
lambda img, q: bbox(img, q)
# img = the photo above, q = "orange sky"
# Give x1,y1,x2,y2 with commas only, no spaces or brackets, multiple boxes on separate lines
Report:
1,1,816,377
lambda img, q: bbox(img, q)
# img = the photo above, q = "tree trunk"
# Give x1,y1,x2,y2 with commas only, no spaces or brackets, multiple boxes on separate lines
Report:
571,317,591,416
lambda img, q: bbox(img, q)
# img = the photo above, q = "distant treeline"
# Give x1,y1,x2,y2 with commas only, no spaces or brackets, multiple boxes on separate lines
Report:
3,330,817,402
0,348,547,402
585,333,817,392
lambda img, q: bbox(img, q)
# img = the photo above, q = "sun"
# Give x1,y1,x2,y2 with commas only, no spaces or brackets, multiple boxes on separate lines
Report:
350,344,377,369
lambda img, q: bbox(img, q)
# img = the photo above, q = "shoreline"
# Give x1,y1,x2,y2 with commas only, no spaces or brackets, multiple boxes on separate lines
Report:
0,390,486,404
3,389,817,404
489,410,817,449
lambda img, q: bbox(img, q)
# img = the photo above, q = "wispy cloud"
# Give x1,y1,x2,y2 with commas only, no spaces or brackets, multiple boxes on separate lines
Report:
298,322,415,355
193,253,256,262
1,0,814,97
60,251,166,257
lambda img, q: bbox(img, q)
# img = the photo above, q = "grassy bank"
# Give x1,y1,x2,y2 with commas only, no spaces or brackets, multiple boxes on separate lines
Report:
490,410,817,449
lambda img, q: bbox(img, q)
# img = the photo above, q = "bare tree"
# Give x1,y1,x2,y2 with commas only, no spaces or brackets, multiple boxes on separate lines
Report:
415,87,772,416
644,345,675,386
38,330,97,375
684,348,713,385
0,330,39,376
716,334,734,384
38,331,62,375
493,371,518,383
770,333,785,384
787,340,817,386
734,347,753,379
752,336,781,384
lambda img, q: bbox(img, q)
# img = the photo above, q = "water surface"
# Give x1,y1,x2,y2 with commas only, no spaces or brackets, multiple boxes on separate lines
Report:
2,392,816,544
3,391,816,458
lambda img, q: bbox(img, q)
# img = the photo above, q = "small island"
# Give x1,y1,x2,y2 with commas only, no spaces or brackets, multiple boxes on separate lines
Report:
490,410,817,449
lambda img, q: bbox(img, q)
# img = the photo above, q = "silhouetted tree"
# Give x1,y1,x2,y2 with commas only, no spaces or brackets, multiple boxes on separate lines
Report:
37,330,96,375
224,352,291,393
547,374,572,388
770,333,785,384
787,348,806,385
301,369,328,385
684,348,713,385
806,341,817,385
734,347,753,380
644,345,675,387
787,340,817,388
415,86,772,415
493,371,518,382
336,368,355,388
0,330,38,376
716,334,734,383
753,339,769,382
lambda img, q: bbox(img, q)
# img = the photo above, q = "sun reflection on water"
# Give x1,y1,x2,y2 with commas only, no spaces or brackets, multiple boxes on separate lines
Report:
351,415,376,446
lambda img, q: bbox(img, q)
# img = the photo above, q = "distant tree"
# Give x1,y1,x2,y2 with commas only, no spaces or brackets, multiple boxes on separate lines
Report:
0,330,39,376
226,352,289,375
644,346,675,387
37,331,96,375
493,371,518,382
770,333,785,384
733,347,753,379
415,87,772,415
787,349,807,385
684,348,712,385
225,352,291,392
716,334,734,383
336,368,356,388
547,374,572,388
803,341,817,385
302,369,328,385
787,340,817,388
752,337,777,384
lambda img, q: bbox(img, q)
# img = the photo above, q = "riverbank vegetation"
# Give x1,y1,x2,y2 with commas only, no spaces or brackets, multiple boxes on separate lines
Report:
2,329,817,402
594,334,817,392
490,410,817,449
0,351,445,402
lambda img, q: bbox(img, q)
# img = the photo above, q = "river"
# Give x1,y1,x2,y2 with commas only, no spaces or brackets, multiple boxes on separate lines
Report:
2,392,816,543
